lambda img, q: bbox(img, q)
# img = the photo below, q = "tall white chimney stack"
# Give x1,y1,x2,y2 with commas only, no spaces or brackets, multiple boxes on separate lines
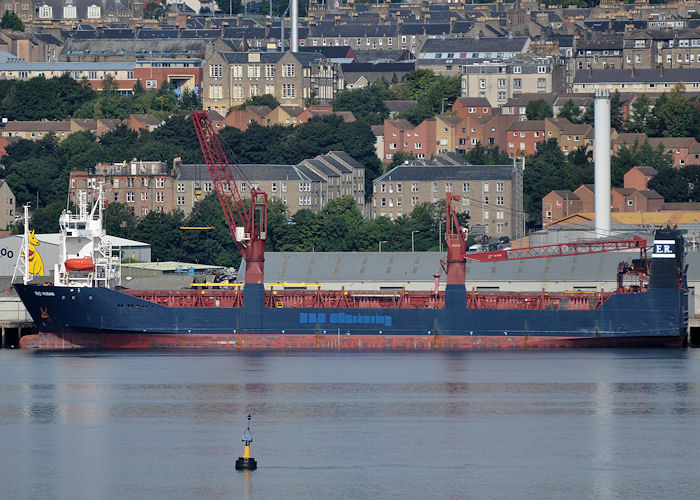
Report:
594,90,611,237
291,0,298,52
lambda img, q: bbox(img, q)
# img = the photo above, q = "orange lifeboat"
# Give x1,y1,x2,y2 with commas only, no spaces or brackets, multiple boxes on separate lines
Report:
65,257,95,272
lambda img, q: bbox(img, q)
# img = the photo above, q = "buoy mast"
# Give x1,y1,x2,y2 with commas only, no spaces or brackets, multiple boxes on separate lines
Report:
235,414,257,470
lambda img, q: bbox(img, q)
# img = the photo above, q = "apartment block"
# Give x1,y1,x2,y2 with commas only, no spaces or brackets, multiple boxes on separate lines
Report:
372,163,522,239
69,160,175,217
461,57,558,107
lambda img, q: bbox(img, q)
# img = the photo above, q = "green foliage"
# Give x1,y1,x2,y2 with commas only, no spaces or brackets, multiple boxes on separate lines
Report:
526,99,553,120
0,10,24,31
464,143,510,165
395,71,461,126
611,141,673,187
625,94,655,134
240,94,280,110
523,139,573,220
390,151,415,168
143,0,167,20
653,86,700,138
331,81,391,124
0,74,97,120
105,202,137,238
557,100,584,123
215,0,242,14
609,90,626,132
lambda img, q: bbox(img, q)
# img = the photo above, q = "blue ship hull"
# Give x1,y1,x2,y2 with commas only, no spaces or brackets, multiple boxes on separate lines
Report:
14,282,688,349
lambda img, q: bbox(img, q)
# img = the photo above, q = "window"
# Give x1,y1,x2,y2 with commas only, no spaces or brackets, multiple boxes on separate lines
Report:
496,182,504,192
265,64,275,78
87,4,100,18
497,210,504,220
177,196,185,206
498,92,506,102
156,192,164,202
389,142,397,150
445,183,452,193
496,223,504,234
411,183,419,192
484,210,489,219
414,142,422,149
271,182,277,193
282,64,295,77
63,4,76,18
537,66,547,73
463,183,470,192
114,192,119,202
513,66,522,74
156,178,164,188
233,85,243,100
209,84,223,99
537,78,546,89
479,79,486,89
248,65,260,78
232,65,243,79
282,84,295,98
496,196,504,206
249,84,258,97
141,192,148,201
126,192,135,203
282,182,287,193
209,64,222,78
177,183,185,193
498,79,506,88
38,5,52,18
412,196,419,206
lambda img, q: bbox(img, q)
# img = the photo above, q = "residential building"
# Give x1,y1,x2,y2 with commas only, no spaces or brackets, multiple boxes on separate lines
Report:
0,61,136,92
0,180,17,230
623,29,700,70
372,163,523,240
572,68,700,94
461,57,559,106
69,161,175,218
174,151,365,216
383,118,437,164
646,137,698,167
505,120,545,157
611,188,664,212
544,118,594,155
0,120,72,141
452,97,492,119
417,37,531,75
542,190,581,227
574,37,624,73
129,114,163,135
623,166,658,191
202,50,341,113
222,105,272,130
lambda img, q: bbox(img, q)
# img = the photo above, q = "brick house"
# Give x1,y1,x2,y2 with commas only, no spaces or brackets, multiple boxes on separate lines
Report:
452,97,492,119
221,106,272,130
505,120,545,157
623,166,658,191
542,190,581,227
646,137,698,167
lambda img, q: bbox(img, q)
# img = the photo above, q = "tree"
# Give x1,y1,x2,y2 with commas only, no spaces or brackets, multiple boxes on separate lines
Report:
390,151,415,168
523,139,570,220
610,90,626,132
105,202,138,238
625,94,654,134
557,100,583,123
240,94,280,110
331,83,390,124
101,73,119,94
0,10,24,31
653,86,700,138
214,0,242,14
464,143,510,165
143,0,167,20
526,99,553,120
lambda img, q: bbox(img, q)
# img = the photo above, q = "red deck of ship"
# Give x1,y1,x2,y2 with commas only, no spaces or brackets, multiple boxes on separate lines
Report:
122,288,614,311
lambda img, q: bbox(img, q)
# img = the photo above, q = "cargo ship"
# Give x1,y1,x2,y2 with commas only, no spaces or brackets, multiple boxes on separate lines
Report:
13,111,689,350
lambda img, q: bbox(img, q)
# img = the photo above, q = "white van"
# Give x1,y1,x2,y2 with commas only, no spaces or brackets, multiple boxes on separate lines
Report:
468,244,483,253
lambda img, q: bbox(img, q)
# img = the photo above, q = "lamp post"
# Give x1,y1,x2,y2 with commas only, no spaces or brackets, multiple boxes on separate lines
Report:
411,231,419,252
438,220,445,253
379,240,387,252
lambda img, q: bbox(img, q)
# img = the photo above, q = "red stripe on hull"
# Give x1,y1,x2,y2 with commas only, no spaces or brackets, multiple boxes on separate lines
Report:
19,333,685,350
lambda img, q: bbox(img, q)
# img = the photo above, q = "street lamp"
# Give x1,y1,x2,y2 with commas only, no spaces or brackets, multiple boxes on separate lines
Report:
411,231,419,252
379,240,387,252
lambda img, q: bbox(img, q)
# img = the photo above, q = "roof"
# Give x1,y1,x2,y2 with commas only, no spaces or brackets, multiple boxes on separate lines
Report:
549,190,579,200
456,97,491,108
177,163,325,182
505,93,557,107
385,119,415,131
646,137,697,149
507,120,545,131
420,37,529,54
3,121,72,132
574,68,700,84
627,166,658,176
376,164,515,182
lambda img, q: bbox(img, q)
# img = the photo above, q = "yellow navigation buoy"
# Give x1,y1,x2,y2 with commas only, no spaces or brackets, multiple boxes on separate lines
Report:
235,414,257,470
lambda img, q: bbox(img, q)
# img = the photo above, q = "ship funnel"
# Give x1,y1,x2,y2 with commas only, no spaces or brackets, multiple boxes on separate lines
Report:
594,90,611,237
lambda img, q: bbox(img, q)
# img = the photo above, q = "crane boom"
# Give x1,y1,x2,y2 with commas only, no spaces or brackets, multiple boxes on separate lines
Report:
465,237,647,263
191,110,268,284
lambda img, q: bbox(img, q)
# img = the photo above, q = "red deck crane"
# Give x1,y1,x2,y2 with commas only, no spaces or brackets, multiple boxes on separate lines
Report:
443,195,647,281
191,110,268,284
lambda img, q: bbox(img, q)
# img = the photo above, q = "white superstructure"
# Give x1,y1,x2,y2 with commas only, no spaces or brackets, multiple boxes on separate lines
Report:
54,186,121,288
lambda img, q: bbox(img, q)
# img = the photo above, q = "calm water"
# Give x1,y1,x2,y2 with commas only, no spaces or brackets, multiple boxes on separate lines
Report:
1,349,700,500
